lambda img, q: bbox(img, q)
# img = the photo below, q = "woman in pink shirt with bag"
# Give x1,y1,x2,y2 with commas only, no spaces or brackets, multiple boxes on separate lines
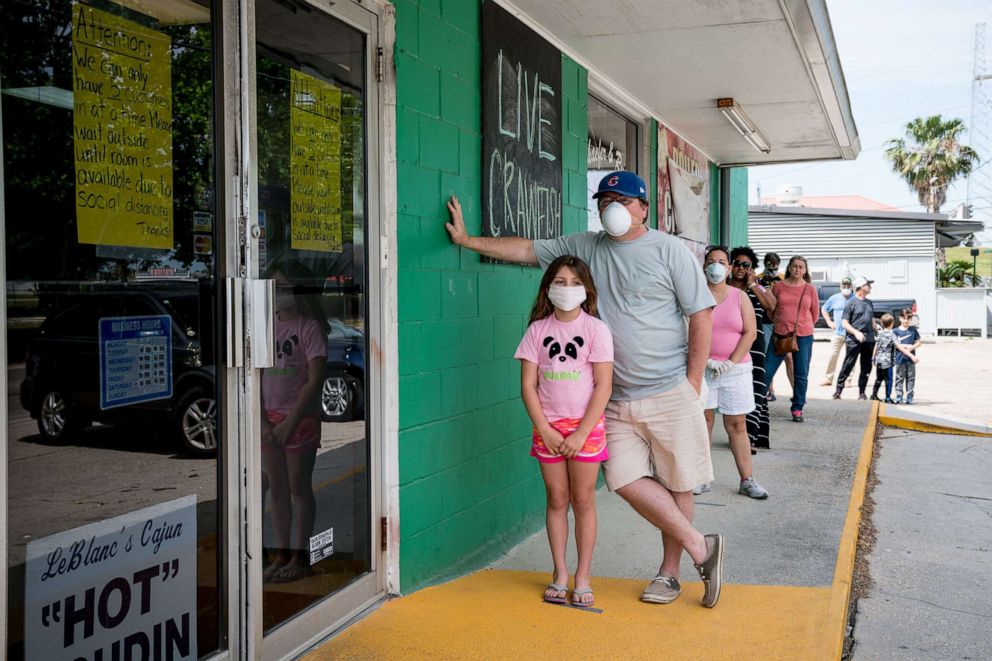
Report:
764,256,820,422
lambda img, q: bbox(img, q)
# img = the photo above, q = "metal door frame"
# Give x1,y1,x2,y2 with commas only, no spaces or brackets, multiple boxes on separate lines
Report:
0,0,395,656
0,1,240,657
234,1,392,657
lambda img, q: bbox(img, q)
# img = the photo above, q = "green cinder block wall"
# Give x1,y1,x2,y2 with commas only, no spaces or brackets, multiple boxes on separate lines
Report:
727,167,749,248
392,0,589,593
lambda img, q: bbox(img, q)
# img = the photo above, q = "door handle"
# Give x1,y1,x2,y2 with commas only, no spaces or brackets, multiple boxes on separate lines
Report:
250,279,275,368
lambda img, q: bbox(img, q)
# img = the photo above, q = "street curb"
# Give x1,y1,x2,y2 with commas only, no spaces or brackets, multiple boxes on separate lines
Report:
878,403,992,437
828,400,879,660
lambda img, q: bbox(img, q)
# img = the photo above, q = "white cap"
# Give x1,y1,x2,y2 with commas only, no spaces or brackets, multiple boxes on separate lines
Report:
852,276,874,289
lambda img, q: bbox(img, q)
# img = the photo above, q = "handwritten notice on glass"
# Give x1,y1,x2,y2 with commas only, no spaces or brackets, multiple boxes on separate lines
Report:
482,1,562,246
72,5,174,249
290,69,343,253
25,495,197,660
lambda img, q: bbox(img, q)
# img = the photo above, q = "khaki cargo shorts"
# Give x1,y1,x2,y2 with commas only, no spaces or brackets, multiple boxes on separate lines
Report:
603,380,714,493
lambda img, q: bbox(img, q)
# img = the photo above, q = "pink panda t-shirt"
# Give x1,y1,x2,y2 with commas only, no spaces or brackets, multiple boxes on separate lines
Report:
514,310,614,421
261,314,327,415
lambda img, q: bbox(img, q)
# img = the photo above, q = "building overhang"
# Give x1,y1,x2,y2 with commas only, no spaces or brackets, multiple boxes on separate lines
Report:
504,0,860,166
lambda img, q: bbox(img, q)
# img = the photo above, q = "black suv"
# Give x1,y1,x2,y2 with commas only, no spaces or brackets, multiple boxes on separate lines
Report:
815,282,918,328
19,281,218,455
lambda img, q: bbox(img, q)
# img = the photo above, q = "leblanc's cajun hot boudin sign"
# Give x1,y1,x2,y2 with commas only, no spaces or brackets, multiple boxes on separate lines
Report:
482,1,562,243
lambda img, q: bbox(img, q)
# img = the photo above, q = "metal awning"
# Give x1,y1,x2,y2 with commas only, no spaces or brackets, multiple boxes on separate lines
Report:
506,0,860,167
749,205,985,248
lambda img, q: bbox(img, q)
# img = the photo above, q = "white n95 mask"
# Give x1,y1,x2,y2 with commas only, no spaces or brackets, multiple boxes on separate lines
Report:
601,201,632,236
705,263,728,284
548,284,587,312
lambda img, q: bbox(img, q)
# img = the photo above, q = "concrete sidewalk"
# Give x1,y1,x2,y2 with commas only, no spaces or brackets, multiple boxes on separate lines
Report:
306,396,877,660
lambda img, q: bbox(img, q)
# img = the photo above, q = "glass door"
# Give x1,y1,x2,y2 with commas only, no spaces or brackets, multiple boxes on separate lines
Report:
250,0,380,653
2,1,226,659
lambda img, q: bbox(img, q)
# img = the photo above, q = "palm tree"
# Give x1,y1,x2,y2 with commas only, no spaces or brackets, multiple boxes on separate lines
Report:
884,116,979,213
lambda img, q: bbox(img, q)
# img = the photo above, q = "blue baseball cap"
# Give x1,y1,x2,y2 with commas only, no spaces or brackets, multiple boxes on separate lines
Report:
592,171,648,200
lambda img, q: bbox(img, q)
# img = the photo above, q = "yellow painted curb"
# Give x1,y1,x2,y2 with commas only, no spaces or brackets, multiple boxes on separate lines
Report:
878,403,992,438
826,399,879,660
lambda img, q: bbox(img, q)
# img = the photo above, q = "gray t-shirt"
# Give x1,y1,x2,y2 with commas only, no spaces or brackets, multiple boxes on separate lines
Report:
534,229,714,401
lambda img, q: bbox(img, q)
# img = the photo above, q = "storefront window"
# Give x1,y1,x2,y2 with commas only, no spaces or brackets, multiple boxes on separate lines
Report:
2,1,222,658
254,0,371,634
587,96,639,231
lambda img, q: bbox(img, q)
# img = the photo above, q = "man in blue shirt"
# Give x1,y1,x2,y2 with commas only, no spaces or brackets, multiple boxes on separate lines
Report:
820,276,853,387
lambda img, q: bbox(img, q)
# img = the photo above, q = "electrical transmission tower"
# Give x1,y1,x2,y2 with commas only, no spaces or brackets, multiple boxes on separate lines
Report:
968,23,992,241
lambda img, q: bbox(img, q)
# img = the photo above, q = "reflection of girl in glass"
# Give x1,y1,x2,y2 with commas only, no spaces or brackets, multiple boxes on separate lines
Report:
261,261,326,583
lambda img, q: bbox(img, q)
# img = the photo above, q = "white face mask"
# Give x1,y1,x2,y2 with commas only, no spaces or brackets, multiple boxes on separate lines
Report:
601,201,633,236
705,263,728,284
841,287,852,296
548,284,587,312
275,288,296,311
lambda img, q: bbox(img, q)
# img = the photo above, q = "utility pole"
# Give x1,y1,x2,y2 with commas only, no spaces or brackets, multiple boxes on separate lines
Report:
968,23,992,242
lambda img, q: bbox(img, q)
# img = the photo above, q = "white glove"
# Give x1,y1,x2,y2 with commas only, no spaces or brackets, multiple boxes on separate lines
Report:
713,359,736,376
706,359,735,376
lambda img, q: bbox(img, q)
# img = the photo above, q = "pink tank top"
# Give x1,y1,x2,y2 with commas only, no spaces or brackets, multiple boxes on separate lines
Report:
710,287,751,363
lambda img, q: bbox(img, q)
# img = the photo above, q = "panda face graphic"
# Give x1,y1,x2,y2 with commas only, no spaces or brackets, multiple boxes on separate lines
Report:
543,335,585,362
277,334,300,360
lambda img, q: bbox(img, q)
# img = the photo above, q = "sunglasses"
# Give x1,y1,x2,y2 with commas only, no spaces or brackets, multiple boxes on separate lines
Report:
732,260,752,268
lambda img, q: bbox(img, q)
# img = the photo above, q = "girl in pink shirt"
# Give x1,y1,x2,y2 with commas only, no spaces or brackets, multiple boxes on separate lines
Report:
261,265,327,583
515,256,614,608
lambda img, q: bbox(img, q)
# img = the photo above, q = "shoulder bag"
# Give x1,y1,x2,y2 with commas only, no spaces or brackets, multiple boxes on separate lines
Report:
772,285,808,356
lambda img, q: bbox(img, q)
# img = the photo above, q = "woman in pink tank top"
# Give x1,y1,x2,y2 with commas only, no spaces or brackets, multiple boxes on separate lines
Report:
695,247,768,500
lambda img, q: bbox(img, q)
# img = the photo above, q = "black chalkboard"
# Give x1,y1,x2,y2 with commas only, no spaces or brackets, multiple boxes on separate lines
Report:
482,1,562,243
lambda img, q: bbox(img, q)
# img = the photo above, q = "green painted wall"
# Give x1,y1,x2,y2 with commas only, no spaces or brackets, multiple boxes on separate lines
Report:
391,0,750,594
393,0,588,592
727,167,749,248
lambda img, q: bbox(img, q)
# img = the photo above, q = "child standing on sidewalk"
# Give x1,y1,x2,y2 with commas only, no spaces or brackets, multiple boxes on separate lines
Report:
515,255,614,608
871,314,896,402
892,309,922,404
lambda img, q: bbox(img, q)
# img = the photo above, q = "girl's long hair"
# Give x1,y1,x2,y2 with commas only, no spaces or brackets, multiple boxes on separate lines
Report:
786,255,812,283
528,255,599,325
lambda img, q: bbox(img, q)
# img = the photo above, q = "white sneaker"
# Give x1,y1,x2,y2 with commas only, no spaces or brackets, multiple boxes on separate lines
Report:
738,476,768,499
692,483,711,496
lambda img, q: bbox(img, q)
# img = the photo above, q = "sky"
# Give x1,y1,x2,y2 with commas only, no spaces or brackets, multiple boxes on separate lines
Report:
748,0,992,233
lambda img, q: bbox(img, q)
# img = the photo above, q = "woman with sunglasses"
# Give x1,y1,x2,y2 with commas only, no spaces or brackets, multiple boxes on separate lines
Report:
764,256,820,422
728,247,776,450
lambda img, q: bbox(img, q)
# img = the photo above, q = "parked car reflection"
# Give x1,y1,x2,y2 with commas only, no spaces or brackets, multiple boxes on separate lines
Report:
18,281,218,455
322,318,365,422
19,283,365,456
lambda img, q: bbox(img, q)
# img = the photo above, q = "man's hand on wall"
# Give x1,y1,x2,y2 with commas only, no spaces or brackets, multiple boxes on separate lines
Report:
445,195,470,246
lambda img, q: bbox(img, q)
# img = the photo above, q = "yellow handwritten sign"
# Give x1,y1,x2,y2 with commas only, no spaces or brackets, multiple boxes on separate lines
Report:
72,5,173,249
290,69,342,253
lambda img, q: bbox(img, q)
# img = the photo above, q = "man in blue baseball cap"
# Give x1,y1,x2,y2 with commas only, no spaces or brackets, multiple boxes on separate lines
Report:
444,171,723,608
